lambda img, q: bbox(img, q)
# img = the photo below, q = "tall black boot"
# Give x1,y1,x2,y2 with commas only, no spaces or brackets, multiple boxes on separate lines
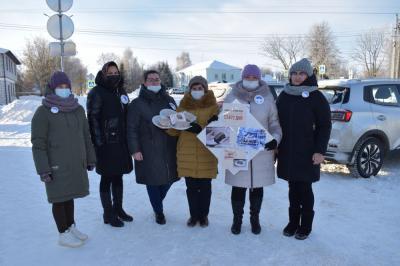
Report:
249,193,263,235
231,200,245,235
112,185,133,222
100,192,124,227
283,207,301,237
295,210,314,240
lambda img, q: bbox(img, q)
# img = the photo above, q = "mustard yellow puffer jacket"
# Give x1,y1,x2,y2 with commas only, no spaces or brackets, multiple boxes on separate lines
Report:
168,90,219,178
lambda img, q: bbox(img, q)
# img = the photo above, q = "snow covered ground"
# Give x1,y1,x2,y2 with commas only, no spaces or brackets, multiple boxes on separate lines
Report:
0,96,399,266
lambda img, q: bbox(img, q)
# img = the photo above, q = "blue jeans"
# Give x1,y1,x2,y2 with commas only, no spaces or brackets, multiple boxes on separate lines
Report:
146,184,172,214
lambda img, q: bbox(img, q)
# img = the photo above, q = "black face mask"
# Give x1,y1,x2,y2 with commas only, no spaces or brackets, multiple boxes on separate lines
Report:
105,75,120,89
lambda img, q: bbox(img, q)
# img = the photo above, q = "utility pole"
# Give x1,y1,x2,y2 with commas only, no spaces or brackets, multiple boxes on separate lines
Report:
391,14,400,79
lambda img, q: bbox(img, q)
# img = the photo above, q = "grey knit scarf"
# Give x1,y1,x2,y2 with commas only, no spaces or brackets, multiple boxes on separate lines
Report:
42,94,80,112
283,84,318,96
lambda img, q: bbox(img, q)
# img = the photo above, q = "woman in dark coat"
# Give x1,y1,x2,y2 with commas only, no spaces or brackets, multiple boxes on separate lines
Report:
31,71,96,247
276,58,331,240
127,70,178,225
87,61,133,227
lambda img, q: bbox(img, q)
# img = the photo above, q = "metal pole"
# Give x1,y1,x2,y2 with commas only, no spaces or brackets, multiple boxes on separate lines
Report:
396,14,400,79
58,0,64,72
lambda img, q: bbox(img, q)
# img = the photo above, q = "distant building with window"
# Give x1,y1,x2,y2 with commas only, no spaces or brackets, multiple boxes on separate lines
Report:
0,48,21,105
176,60,242,87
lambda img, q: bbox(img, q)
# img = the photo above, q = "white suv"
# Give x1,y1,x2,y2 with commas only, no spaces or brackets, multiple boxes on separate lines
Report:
318,79,400,178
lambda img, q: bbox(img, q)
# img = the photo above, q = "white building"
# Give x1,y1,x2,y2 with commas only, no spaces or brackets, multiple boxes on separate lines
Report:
176,60,242,87
0,48,21,105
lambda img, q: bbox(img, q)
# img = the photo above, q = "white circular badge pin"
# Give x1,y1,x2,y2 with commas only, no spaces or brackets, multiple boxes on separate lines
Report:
169,103,177,110
254,95,264,105
302,91,310,98
51,107,59,114
120,95,129,104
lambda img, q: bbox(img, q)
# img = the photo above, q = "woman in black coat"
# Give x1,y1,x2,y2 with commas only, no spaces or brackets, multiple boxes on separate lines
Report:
276,58,331,240
127,70,178,225
87,61,133,227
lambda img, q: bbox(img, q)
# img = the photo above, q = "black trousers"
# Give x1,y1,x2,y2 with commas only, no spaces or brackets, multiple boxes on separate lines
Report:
52,199,74,233
100,175,123,193
231,186,263,203
185,177,212,219
288,181,314,212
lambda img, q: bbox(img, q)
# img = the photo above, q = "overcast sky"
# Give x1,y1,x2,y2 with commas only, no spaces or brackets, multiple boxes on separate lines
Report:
0,0,399,75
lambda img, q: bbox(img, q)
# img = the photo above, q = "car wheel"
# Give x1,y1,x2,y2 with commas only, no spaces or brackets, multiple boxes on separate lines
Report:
348,137,384,178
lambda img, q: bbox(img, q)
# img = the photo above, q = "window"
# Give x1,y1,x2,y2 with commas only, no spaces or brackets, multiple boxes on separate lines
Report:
320,87,350,104
214,74,219,80
366,85,400,107
7,84,11,103
222,73,227,80
231,74,234,80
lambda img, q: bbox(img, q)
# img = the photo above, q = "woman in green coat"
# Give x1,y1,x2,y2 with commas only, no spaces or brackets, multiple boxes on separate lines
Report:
31,71,96,248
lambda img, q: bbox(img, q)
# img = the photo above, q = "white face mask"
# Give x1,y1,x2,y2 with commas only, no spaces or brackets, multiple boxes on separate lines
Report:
55,88,71,98
147,85,161,93
191,90,204,100
242,80,259,90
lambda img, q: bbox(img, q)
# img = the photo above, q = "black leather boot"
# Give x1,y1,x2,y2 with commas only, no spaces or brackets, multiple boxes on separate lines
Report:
100,192,124,227
231,200,245,235
249,195,263,235
295,210,314,240
112,185,133,222
283,207,301,237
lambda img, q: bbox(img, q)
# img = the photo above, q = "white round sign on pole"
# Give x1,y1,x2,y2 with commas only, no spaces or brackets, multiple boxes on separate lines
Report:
46,0,73,13
47,14,74,40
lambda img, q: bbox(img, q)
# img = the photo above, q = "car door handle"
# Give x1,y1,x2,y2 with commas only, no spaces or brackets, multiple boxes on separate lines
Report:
377,115,386,121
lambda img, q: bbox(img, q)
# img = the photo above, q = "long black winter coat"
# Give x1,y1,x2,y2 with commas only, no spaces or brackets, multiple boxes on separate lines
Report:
127,85,178,186
276,90,331,183
86,63,133,176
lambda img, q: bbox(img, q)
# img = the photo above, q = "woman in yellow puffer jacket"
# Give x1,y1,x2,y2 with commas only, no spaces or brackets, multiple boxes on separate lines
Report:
168,76,219,228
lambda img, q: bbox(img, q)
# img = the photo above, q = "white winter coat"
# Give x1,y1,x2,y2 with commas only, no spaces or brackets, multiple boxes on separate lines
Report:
224,80,282,188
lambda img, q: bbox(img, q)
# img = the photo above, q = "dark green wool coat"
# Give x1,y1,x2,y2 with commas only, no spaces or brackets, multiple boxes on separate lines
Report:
31,105,96,203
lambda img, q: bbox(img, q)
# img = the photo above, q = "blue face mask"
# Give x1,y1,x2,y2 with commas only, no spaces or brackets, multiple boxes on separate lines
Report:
55,88,72,98
191,90,204,100
147,85,161,93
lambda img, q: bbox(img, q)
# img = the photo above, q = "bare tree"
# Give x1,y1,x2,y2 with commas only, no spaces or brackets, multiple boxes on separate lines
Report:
63,57,88,95
97,52,120,67
307,22,341,78
176,52,192,71
21,37,88,95
353,29,388,77
22,37,58,95
150,61,174,88
261,36,305,70
121,48,143,92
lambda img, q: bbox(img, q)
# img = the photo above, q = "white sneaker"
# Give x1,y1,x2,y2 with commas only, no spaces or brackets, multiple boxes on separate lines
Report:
58,229,84,248
69,224,88,241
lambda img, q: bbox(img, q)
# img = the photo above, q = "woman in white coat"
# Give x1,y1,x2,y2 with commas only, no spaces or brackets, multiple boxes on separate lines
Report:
224,64,282,235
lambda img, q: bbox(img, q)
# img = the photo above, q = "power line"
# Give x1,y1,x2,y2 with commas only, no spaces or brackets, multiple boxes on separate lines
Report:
0,23,393,44
0,8,399,15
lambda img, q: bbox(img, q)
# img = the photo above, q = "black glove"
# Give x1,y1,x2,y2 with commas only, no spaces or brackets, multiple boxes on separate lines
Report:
87,164,95,171
264,139,277,151
40,173,53,183
207,115,218,124
185,122,202,134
